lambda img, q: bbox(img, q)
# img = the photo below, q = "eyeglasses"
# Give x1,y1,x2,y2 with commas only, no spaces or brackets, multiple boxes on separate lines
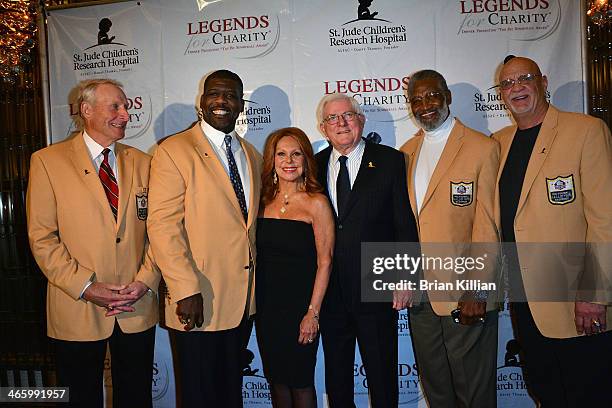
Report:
409,91,444,106
497,73,542,90
323,111,361,125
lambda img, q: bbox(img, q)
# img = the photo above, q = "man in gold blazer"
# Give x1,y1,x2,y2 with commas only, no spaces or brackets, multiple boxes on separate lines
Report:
494,56,612,407
27,79,160,408
400,70,500,407
147,70,262,408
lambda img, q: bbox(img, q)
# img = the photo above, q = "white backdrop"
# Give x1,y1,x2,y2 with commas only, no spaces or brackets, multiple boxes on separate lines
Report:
45,0,585,406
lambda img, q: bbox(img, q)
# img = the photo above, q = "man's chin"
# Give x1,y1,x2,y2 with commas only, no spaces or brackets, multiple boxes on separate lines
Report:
416,119,437,131
210,121,235,134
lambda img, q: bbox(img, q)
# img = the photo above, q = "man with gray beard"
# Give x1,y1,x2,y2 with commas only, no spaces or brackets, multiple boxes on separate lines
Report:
400,70,500,407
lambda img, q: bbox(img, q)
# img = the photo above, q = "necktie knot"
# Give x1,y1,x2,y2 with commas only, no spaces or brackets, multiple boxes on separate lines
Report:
339,155,348,165
224,134,232,151
102,148,111,162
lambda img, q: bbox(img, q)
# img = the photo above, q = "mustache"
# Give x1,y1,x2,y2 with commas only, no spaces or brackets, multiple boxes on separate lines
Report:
417,108,442,117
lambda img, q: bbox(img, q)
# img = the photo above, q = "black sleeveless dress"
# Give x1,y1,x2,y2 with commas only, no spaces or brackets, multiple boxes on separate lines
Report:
255,218,319,387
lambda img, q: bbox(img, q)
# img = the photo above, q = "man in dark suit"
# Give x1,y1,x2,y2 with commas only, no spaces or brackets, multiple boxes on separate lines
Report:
315,93,419,407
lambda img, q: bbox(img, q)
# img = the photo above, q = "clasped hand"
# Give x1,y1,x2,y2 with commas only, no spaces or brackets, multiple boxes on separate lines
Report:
83,281,149,317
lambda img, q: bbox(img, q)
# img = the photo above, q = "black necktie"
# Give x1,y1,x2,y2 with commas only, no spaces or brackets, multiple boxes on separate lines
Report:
336,155,350,217
224,135,248,222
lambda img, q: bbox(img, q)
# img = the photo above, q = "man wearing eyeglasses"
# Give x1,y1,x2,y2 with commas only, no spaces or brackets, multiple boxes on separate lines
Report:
494,56,612,407
314,93,419,407
399,69,500,407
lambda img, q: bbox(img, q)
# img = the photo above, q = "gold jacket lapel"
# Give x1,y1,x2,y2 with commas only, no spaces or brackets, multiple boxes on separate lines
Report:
516,107,559,218
407,131,424,220
116,143,133,229
421,121,464,211
240,138,259,228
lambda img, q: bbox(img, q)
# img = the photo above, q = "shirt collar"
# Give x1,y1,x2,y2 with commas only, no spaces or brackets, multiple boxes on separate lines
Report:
83,130,115,160
423,114,455,142
331,138,366,164
201,120,239,151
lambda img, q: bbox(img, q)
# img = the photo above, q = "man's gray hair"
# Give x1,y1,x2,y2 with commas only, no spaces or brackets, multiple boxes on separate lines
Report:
407,70,449,98
74,78,124,129
316,93,364,124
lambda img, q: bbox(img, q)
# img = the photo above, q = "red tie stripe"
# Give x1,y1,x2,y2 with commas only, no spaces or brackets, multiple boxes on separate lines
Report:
99,148,119,219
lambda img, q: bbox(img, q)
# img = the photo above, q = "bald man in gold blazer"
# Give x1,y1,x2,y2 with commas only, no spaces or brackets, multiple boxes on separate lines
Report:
495,56,612,407
400,70,500,408
495,104,612,338
147,70,262,408
27,79,159,408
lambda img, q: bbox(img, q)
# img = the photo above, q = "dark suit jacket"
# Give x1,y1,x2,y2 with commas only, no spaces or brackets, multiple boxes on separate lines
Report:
316,141,419,313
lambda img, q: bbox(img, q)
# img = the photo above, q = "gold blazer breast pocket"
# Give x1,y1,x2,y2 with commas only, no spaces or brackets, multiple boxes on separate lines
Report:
450,181,474,207
135,187,148,221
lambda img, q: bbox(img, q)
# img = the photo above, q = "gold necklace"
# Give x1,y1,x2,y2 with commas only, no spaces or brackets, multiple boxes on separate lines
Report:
279,190,299,215
280,193,290,214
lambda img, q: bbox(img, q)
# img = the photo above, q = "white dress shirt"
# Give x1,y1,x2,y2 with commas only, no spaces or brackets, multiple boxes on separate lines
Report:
201,120,251,211
327,139,366,215
83,131,118,183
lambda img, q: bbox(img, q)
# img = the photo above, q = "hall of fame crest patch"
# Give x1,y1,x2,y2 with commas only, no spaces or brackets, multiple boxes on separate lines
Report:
450,181,473,207
136,193,148,220
546,175,575,205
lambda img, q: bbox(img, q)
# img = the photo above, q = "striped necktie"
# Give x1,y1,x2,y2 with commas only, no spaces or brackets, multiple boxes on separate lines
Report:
99,148,119,220
224,135,248,222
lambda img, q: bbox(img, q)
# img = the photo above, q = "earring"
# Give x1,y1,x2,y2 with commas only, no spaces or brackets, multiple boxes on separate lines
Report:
273,171,278,185
302,168,307,189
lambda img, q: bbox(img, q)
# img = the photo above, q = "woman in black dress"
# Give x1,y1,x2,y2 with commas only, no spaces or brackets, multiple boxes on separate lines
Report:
256,127,334,407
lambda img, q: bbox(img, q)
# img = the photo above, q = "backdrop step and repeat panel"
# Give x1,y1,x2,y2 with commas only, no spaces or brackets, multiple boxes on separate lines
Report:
46,1,584,406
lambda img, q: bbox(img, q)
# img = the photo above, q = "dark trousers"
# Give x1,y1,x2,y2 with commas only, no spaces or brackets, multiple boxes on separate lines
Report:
173,317,253,408
320,307,398,408
512,302,612,407
54,321,156,408
409,301,498,408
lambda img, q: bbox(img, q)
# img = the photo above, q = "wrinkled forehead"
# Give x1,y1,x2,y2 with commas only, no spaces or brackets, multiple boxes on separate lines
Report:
411,78,445,94
500,58,541,80
94,84,127,102
323,98,353,115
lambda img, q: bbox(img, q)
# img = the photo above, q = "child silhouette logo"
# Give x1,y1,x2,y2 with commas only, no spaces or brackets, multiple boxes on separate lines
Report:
98,18,115,45
343,0,390,25
498,339,522,368
358,0,378,20
85,17,126,49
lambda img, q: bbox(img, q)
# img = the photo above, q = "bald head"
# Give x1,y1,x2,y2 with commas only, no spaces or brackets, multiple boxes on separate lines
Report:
500,57,542,79
498,56,549,129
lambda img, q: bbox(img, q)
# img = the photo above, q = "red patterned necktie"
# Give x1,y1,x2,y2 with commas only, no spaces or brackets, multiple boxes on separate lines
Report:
99,148,119,219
